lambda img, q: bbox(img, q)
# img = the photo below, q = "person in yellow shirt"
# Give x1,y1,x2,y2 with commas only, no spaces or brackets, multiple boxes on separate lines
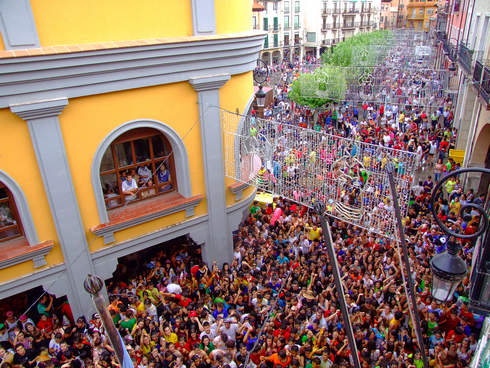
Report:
306,223,322,241
160,325,178,344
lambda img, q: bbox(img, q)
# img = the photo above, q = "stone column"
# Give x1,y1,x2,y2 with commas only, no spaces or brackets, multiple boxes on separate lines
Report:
10,98,96,319
189,74,233,267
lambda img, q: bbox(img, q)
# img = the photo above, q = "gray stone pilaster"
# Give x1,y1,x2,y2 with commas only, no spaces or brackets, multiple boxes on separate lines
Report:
10,98,95,319
190,0,216,36
189,74,233,267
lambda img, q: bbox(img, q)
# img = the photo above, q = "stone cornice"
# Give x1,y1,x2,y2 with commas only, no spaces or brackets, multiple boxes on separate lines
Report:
0,33,265,107
10,98,68,120
189,73,230,92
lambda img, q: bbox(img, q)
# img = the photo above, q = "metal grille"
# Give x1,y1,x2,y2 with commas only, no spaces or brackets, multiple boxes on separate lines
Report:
222,110,417,239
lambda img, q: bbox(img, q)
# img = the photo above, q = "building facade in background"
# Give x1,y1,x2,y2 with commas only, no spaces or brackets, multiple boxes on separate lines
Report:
0,0,262,318
406,0,438,31
380,0,408,29
253,0,381,64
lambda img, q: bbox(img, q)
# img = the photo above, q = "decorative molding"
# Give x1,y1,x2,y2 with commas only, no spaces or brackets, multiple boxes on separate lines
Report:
92,214,209,263
0,241,54,270
0,262,66,300
10,98,68,120
229,181,251,201
189,73,231,92
0,169,39,245
191,0,216,36
0,0,40,50
92,195,204,244
91,119,194,224
0,33,265,107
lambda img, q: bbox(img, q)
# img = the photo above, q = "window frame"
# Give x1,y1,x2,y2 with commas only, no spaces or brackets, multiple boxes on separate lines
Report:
0,182,23,241
99,128,177,210
294,15,300,29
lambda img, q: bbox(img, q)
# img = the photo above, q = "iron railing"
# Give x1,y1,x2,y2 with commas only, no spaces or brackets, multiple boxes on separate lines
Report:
458,43,474,73
481,66,490,104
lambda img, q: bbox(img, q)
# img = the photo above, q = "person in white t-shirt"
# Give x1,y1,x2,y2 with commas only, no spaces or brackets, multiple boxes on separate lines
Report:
121,175,138,201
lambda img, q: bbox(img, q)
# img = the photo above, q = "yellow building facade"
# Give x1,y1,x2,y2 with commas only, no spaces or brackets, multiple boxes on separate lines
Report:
0,0,263,318
406,0,437,31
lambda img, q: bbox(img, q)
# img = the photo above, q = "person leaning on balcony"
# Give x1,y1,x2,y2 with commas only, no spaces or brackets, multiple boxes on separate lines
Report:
122,175,138,202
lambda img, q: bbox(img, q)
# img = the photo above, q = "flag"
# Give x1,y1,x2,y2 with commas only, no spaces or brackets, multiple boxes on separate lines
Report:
119,336,134,368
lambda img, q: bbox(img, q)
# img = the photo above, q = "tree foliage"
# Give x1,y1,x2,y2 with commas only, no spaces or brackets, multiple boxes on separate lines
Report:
289,30,391,110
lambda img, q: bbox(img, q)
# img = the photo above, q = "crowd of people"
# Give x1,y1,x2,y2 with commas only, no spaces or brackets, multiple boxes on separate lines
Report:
0,54,485,368
0,180,484,368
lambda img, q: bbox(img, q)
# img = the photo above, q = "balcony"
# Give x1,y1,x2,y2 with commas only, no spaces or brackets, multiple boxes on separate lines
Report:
458,43,474,74
332,8,342,14
322,23,333,31
342,22,359,29
442,39,458,62
332,23,340,30
322,8,332,15
343,8,358,14
473,60,490,108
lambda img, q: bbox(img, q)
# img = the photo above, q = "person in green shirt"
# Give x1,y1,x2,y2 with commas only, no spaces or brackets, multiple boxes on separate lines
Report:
37,294,54,317
445,177,456,194
119,310,137,331
199,336,215,355
250,201,260,216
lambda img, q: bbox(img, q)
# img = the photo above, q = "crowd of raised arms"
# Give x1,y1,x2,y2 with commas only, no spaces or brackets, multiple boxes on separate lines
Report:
0,57,485,368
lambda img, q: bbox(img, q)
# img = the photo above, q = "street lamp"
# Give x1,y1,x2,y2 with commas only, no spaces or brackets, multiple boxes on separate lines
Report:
255,85,266,107
430,239,468,303
429,168,490,304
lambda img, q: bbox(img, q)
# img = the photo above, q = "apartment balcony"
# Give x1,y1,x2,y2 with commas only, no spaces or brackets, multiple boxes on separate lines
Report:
332,8,342,14
342,22,359,29
332,23,341,30
361,6,373,13
442,39,457,62
322,23,333,32
322,8,333,15
407,13,425,20
458,43,474,74
343,8,359,15
473,60,490,108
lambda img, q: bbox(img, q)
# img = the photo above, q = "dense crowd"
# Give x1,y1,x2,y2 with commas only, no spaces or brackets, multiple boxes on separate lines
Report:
0,57,485,368
0,178,484,368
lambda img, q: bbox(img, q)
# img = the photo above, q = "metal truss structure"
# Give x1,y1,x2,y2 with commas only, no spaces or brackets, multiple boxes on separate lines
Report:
222,110,417,240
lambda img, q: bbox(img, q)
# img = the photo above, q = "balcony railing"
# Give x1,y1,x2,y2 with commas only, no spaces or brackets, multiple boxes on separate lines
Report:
443,39,458,62
458,43,474,74
322,8,332,15
473,60,490,106
343,8,358,14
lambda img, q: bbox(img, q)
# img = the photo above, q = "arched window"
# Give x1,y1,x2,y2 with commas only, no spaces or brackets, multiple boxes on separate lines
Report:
0,182,23,240
99,128,176,209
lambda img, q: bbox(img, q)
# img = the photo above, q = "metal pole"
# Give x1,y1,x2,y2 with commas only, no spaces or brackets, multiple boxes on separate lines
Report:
386,164,429,368
314,203,361,368
84,274,130,367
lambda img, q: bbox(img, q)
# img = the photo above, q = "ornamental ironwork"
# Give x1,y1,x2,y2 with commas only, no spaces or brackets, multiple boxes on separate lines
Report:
222,110,417,239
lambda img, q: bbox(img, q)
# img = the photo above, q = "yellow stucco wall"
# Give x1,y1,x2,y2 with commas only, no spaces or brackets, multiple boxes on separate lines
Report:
30,0,193,47
60,81,207,252
0,109,64,282
29,0,252,48
215,0,252,34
